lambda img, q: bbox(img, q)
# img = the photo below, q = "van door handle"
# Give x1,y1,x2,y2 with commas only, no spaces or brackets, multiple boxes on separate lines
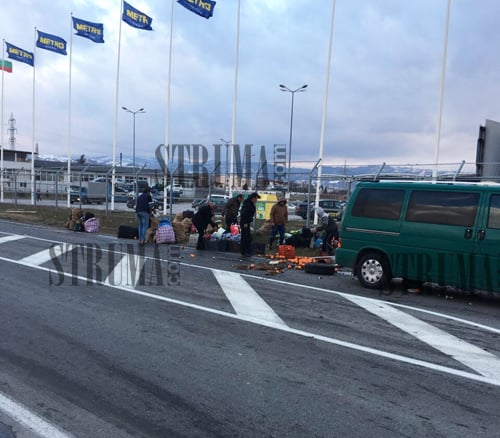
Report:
464,228,472,239
477,230,486,241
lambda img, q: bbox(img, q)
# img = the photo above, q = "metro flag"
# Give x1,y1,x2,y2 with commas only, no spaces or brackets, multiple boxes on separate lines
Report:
5,42,34,66
36,30,67,55
72,16,105,43
122,1,153,30
0,60,13,73
177,0,216,19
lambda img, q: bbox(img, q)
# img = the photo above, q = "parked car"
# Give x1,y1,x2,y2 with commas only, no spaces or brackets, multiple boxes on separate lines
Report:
287,201,298,215
295,199,344,220
192,198,206,209
208,194,229,211
165,184,183,196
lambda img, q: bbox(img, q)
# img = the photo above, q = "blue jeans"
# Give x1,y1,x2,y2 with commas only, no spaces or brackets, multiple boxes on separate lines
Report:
270,224,285,246
136,211,149,242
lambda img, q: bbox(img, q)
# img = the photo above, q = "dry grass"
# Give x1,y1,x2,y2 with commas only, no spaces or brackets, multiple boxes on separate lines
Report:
0,203,321,256
0,203,137,235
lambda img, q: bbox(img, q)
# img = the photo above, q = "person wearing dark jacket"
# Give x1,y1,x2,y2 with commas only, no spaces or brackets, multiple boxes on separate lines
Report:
239,192,260,257
313,207,339,255
192,202,217,250
222,193,243,232
135,187,153,244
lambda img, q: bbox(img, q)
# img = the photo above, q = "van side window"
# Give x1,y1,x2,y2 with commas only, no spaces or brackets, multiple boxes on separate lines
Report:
406,191,479,227
351,188,404,220
487,195,500,229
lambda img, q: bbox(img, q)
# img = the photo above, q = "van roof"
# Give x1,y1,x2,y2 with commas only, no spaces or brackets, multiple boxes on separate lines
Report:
359,180,500,188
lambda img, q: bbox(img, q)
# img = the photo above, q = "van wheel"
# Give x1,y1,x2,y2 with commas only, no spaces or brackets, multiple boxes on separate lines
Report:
357,252,390,289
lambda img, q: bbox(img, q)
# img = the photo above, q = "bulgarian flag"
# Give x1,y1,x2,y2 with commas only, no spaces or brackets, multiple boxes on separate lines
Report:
0,60,12,73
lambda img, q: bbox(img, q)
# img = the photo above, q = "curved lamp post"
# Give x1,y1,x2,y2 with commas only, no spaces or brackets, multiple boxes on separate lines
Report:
279,84,307,195
122,106,145,176
220,137,231,192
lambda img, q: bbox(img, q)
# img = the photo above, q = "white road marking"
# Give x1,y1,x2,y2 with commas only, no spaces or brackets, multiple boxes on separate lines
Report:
18,244,73,266
104,253,146,288
5,258,498,387
0,391,72,438
0,234,25,245
242,274,500,335
1,233,500,387
343,295,500,380
212,269,287,327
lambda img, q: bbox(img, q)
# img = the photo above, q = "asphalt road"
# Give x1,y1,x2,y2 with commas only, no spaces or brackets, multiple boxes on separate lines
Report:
0,220,499,437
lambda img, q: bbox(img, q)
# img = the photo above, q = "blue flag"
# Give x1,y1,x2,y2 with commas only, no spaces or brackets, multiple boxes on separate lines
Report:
72,16,105,43
122,1,153,30
5,42,34,66
36,30,67,55
177,0,216,19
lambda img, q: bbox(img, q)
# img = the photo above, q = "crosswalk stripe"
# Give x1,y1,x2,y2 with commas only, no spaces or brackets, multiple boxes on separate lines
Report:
212,269,287,327
104,254,146,288
18,244,73,266
0,235,25,245
344,295,500,380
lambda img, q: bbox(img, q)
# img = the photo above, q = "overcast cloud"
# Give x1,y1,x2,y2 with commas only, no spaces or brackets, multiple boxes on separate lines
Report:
1,0,499,169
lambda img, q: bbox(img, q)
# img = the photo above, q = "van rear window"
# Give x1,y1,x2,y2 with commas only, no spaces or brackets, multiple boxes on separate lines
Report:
406,191,478,226
351,188,404,220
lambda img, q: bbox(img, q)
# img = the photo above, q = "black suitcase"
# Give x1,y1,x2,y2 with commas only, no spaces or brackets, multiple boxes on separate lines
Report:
117,225,139,239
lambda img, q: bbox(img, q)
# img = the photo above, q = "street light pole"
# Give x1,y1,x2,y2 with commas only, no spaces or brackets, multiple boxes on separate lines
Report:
220,138,231,193
279,84,307,196
122,106,145,177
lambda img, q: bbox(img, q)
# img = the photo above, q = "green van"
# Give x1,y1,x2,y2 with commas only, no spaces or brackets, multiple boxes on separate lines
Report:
335,181,500,292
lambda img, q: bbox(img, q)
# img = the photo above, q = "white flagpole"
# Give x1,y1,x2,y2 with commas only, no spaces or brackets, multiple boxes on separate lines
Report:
163,0,175,211
67,13,73,207
433,0,451,179
314,0,337,224
32,28,37,206
1,39,5,203
228,0,240,197
112,2,124,210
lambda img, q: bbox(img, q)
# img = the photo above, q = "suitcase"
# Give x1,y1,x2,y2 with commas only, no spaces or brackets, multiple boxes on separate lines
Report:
117,225,139,239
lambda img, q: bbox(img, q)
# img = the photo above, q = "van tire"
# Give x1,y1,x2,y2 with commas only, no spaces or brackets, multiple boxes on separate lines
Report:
304,262,336,275
357,252,391,289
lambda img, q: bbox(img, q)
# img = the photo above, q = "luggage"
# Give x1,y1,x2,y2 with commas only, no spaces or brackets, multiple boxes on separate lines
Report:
84,217,100,233
156,217,176,244
118,225,139,239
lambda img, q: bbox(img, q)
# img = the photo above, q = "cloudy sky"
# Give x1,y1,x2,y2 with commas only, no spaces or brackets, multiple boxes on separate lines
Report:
1,0,499,170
